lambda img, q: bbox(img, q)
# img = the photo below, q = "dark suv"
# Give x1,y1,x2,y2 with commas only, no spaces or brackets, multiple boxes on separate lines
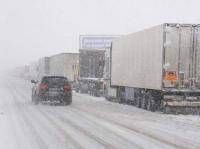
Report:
31,76,72,105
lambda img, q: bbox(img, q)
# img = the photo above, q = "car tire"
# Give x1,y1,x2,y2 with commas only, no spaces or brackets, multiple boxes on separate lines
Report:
63,97,72,106
33,94,39,105
31,92,34,103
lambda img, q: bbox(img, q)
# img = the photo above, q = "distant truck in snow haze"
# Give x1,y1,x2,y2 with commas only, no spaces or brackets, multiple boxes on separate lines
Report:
37,57,50,79
35,53,79,83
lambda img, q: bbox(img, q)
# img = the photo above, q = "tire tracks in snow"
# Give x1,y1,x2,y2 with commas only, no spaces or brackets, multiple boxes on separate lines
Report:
70,99,197,149
9,78,200,149
15,82,128,149
7,84,49,149
38,108,119,149
15,82,144,149
81,94,200,143
16,86,121,149
44,107,141,149
1,85,24,149
12,85,84,149
18,83,187,149
69,106,177,149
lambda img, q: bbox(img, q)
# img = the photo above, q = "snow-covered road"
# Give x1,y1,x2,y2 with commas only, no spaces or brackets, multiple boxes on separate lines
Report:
0,76,200,149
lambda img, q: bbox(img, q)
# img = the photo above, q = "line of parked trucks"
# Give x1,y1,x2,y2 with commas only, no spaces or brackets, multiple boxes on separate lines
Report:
20,23,200,114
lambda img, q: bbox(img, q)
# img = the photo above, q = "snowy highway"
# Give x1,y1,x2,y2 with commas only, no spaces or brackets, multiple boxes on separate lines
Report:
0,76,200,149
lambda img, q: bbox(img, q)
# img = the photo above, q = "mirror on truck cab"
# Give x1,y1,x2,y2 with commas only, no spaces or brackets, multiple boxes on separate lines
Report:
31,80,37,84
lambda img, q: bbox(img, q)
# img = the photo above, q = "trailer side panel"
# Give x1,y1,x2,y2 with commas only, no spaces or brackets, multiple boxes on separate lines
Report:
111,25,164,90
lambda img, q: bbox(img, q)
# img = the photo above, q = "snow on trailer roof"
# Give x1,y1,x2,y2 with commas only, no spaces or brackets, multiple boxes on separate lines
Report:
41,75,68,79
112,23,198,43
79,49,106,52
79,77,104,81
38,52,79,60
49,52,79,58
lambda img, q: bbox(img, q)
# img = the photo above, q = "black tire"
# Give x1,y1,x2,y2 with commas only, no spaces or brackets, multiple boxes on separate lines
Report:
105,96,112,101
146,93,156,112
67,100,72,105
31,89,35,102
147,98,155,112
32,94,39,105
135,96,141,108
119,98,125,104
31,92,34,103
163,106,171,114
63,101,72,106
141,95,147,109
63,97,72,105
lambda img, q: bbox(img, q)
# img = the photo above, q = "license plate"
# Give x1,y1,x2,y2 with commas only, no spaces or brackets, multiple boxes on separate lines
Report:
49,91,59,96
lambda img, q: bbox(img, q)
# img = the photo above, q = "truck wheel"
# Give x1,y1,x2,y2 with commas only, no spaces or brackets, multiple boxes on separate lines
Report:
147,98,155,111
141,95,147,109
147,98,151,111
146,93,156,111
163,106,171,114
119,98,126,104
135,96,141,108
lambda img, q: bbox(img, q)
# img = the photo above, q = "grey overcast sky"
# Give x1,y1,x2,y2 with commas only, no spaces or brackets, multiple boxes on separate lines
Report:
0,0,200,71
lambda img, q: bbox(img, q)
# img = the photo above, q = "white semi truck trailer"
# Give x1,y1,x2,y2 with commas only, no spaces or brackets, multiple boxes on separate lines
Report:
110,23,200,114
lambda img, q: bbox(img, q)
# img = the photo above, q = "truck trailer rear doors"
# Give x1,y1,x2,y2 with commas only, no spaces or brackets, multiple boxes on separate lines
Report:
194,25,200,87
164,24,200,89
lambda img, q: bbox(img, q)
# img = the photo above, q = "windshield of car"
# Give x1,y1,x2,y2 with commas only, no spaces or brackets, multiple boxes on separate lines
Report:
42,76,68,86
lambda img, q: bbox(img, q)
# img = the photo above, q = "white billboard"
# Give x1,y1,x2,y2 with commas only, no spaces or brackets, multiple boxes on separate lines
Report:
79,35,120,49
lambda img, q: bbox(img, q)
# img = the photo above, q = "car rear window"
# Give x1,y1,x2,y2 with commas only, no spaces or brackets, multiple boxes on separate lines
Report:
42,76,68,86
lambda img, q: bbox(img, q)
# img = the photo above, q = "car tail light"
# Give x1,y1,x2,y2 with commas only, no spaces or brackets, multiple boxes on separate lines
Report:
64,84,71,91
40,83,48,90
